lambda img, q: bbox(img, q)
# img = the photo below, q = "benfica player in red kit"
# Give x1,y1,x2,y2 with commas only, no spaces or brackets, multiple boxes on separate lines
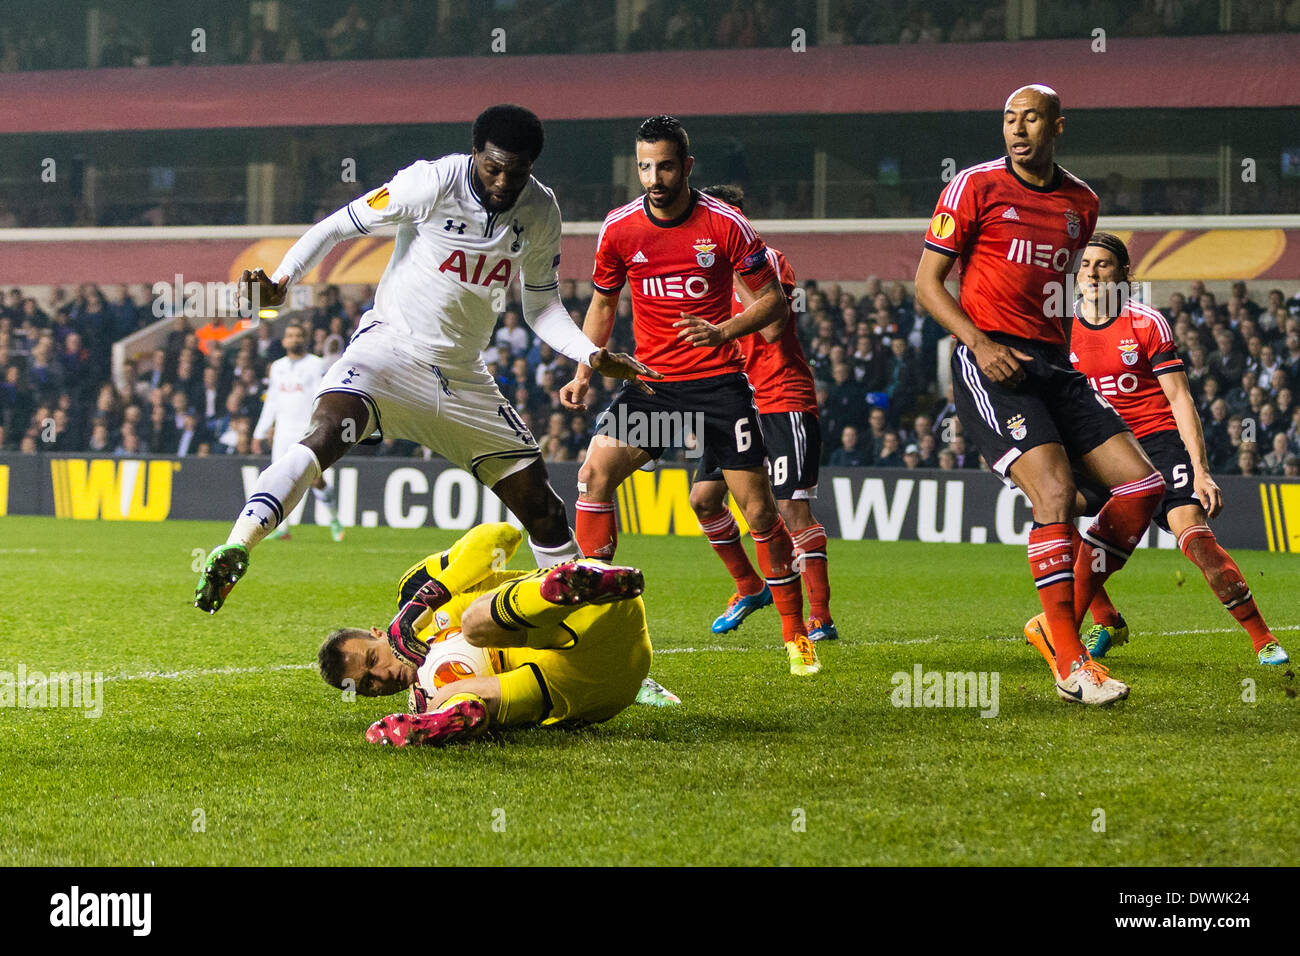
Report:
1063,233,1289,666
687,185,836,643
915,85,1165,705
561,117,820,676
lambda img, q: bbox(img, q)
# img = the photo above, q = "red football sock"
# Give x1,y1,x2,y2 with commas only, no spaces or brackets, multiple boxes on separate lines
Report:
1029,522,1086,678
791,523,832,622
698,510,764,596
1071,524,1122,627
1178,525,1276,652
1074,471,1165,628
575,499,617,561
751,518,806,642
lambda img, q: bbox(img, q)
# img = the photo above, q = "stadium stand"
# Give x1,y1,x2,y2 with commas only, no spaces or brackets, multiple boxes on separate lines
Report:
5,0,1294,72
2,276,1297,477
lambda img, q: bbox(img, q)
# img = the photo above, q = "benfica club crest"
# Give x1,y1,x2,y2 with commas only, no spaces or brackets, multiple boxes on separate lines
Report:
1007,414,1028,441
694,242,717,268
1064,209,1081,239
1118,340,1140,366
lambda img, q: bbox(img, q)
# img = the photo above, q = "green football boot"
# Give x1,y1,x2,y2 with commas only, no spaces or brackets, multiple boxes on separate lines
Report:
193,544,251,614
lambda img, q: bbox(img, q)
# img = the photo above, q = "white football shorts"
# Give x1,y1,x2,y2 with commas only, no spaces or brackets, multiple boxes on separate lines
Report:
315,321,540,487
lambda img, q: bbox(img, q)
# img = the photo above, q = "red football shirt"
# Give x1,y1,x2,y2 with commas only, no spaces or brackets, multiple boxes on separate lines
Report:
727,248,818,414
592,190,778,381
924,157,1098,347
1069,298,1181,438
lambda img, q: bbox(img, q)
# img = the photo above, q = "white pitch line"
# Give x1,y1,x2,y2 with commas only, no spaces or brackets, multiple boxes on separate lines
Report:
0,549,90,554
10,624,1298,690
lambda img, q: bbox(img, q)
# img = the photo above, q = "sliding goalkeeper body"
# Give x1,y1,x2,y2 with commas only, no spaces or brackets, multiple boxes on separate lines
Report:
317,523,658,746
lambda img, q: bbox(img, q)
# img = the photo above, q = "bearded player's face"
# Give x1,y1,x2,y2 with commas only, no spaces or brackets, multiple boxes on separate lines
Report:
636,139,692,212
472,143,533,212
282,325,305,355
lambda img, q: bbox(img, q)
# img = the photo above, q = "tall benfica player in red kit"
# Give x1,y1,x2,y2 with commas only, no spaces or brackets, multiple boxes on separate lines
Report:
1063,233,1290,667
915,85,1165,705
561,116,821,677
688,185,837,644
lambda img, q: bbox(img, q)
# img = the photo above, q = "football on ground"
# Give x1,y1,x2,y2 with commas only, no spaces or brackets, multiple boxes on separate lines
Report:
1,515,1296,865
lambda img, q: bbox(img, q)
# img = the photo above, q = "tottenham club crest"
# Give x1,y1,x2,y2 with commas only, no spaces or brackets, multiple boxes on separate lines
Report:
1007,414,1028,441
1064,209,1081,239
1118,340,1140,366
693,242,717,268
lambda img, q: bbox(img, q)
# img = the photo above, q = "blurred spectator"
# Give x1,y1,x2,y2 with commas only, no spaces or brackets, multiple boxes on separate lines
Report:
1263,432,1292,474
875,432,903,467
495,308,531,357
865,406,890,459
829,425,869,466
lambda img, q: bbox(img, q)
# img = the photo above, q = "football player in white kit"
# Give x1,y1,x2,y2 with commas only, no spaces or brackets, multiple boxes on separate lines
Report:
251,321,345,542
195,104,657,615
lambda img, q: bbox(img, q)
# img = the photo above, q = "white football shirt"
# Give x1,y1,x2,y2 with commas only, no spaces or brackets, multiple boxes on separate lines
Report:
252,352,327,444
273,153,563,366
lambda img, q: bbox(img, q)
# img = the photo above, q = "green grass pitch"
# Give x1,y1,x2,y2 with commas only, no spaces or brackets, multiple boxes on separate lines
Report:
1,515,1296,866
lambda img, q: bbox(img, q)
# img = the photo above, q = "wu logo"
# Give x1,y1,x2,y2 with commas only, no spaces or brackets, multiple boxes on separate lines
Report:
444,219,467,234
510,220,524,252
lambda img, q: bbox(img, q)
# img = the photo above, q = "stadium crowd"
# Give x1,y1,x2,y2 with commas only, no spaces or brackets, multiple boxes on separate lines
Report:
1,277,1299,478
5,0,1290,73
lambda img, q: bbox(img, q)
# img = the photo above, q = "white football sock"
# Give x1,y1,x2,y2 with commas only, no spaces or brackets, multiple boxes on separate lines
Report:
227,444,322,549
311,481,339,522
529,531,582,568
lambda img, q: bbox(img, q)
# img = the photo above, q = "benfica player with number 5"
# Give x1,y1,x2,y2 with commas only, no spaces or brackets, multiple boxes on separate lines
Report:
561,116,820,677
1067,233,1289,666
915,85,1165,706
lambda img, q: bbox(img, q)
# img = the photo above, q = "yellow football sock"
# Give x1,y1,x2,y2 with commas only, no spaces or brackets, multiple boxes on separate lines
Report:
489,574,573,631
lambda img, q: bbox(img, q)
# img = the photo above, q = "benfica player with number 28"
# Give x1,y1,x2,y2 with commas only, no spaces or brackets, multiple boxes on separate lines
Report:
914,84,1165,706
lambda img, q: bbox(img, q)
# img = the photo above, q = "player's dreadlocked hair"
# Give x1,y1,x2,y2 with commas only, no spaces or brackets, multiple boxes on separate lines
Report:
702,184,745,211
1087,231,1132,276
317,628,370,689
637,115,690,164
473,104,545,161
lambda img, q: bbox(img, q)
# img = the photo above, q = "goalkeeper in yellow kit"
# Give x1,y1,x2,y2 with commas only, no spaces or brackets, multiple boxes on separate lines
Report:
317,523,660,746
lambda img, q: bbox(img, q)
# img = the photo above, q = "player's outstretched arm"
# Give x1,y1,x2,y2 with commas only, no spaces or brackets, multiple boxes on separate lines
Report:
562,291,618,408
1160,369,1223,517
915,248,1028,385
267,169,430,291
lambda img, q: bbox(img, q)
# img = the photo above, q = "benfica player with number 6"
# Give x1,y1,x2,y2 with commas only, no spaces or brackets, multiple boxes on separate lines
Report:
914,85,1165,706
560,116,820,677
